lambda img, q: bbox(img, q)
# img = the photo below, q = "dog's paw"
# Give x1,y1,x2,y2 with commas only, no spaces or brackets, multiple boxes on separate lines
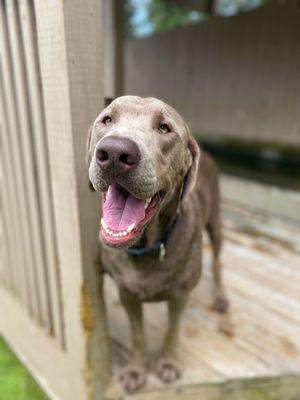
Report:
213,295,230,314
154,358,181,383
119,364,146,393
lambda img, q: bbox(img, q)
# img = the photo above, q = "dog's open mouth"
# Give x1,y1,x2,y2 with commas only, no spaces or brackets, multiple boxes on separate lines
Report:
100,184,164,247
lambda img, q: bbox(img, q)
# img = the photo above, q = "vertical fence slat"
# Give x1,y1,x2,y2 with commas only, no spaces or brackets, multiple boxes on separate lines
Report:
0,211,8,287
102,0,123,98
17,0,64,345
0,211,10,288
0,1,36,315
5,0,51,328
0,147,14,290
0,17,34,310
0,164,15,292
0,95,17,293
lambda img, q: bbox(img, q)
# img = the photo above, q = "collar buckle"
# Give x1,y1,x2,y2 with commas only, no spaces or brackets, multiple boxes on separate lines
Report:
159,242,165,262
127,212,179,260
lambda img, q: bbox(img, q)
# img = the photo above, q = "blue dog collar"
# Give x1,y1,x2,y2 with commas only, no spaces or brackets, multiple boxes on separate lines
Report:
127,213,179,262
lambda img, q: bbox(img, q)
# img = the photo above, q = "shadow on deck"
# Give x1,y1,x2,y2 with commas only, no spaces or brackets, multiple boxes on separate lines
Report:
104,203,300,399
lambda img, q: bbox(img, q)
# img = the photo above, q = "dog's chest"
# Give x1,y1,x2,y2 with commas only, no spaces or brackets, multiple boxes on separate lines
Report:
102,249,200,301
123,269,169,300
108,258,173,300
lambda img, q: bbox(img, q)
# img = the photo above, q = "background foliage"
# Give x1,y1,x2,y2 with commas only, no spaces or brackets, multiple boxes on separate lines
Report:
125,0,269,38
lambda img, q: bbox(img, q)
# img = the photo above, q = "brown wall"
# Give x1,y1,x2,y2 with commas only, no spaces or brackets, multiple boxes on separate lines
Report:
124,1,300,146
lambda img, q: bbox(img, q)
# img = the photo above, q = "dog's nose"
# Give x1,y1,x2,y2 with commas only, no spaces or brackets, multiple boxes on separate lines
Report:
96,136,140,176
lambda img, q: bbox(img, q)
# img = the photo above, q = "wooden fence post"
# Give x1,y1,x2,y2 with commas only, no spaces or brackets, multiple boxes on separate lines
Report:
103,0,124,99
34,0,111,398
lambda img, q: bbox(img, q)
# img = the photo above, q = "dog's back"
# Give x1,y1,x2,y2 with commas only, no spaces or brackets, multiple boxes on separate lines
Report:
196,149,228,313
193,149,221,227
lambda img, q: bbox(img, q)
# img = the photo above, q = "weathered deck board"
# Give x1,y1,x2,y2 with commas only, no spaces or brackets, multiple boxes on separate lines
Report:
104,202,300,398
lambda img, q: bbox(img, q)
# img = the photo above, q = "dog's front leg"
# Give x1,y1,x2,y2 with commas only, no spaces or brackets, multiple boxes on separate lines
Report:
154,296,187,383
119,293,147,393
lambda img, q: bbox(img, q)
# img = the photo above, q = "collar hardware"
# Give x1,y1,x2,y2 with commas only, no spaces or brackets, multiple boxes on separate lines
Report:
159,243,165,262
127,212,179,261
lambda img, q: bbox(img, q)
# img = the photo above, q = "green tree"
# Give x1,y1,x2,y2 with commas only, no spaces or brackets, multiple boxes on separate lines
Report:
125,0,205,38
148,0,204,34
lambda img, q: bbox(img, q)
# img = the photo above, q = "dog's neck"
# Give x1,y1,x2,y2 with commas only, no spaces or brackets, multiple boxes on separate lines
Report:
136,185,182,249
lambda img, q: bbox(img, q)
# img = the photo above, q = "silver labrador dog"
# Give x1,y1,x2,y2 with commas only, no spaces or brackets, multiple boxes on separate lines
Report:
87,96,229,393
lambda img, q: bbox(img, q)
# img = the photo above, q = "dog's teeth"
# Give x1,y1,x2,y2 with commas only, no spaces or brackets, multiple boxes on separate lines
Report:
103,224,132,237
127,223,135,233
101,218,108,229
107,185,112,196
144,198,152,209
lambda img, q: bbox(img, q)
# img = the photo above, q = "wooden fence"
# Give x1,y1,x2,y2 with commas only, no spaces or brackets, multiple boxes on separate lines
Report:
124,0,300,147
0,0,110,399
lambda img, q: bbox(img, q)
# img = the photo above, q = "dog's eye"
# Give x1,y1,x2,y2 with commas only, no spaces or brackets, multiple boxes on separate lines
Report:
102,115,112,125
158,123,171,134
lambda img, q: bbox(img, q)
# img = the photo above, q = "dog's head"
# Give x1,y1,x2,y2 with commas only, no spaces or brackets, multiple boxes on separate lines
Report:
87,95,200,248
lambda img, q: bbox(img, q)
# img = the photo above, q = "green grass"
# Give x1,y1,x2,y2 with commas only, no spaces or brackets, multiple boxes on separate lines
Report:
0,336,49,400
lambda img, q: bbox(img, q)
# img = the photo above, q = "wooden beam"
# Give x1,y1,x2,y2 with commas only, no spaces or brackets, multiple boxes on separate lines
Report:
0,107,15,292
103,0,124,99
34,0,111,398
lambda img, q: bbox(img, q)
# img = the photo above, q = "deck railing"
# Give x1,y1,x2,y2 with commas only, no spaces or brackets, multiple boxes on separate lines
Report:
0,1,110,399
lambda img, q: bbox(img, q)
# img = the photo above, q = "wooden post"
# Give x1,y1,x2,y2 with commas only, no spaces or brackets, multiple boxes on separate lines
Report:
34,0,110,398
103,0,124,100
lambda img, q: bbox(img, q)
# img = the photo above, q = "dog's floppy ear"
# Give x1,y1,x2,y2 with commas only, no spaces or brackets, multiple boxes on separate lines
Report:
181,133,200,203
104,97,115,107
86,125,95,191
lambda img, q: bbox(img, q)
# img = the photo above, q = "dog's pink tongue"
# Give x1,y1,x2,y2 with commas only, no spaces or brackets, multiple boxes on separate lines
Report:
103,185,145,230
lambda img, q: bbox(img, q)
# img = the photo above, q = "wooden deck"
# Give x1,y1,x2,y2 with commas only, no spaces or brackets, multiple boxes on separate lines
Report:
104,202,300,399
